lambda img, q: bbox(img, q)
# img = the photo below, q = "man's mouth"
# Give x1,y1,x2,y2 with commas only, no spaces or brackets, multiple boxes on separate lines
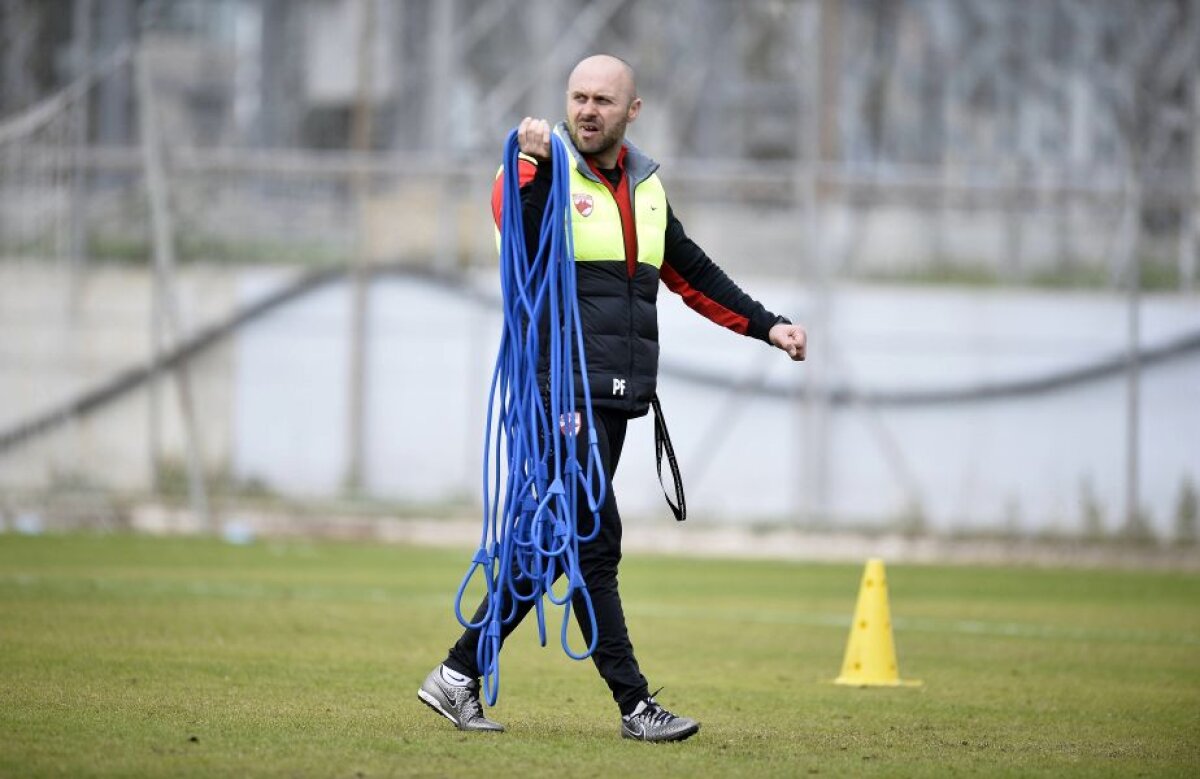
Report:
577,122,601,138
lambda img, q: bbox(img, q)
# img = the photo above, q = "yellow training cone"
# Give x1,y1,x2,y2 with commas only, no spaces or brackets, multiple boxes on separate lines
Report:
834,558,922,687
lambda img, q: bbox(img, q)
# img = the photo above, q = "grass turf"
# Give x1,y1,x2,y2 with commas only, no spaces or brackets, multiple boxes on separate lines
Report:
0,532,1197,777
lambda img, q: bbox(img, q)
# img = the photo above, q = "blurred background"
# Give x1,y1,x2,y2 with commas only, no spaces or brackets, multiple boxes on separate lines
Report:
0,0,1197,551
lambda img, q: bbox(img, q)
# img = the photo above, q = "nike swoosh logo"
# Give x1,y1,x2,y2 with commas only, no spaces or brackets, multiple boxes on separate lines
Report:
626,720,645,738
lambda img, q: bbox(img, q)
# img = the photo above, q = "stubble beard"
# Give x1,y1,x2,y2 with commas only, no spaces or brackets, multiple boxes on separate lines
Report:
569,118,626,161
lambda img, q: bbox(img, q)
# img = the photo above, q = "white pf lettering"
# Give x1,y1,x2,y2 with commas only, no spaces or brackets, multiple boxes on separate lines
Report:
613,378,626,396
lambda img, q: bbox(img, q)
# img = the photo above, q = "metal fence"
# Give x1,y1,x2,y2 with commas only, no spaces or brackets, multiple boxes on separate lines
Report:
1,0,1198,542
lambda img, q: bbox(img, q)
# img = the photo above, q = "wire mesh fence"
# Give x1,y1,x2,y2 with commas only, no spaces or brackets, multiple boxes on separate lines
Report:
1,0,1198,544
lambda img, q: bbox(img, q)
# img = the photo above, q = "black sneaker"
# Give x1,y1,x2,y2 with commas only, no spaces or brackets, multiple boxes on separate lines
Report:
621,691,700,742
417,665,505,732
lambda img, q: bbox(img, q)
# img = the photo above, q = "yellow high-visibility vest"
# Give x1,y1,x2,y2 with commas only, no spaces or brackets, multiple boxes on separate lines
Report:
565,155,667,270
494,152,668,269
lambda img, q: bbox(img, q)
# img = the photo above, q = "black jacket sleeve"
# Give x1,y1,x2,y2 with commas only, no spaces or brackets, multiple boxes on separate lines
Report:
661,202,787,343
518,158,553,262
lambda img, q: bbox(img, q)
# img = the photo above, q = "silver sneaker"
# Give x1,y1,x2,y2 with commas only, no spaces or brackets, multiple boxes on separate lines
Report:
417,665,505,732
621,692,700,743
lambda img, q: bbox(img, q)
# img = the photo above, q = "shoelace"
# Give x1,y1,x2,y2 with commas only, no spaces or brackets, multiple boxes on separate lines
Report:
455,683,484,721
641,703,676,727
633,689,678,727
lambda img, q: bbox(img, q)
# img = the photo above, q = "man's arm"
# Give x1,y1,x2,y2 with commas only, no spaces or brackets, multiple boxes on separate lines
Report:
491,156,552,260
490,118,556,258
662,203,806,360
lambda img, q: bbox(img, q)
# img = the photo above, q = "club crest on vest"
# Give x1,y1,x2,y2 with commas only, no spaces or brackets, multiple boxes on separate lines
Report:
558,411,582,436
573,193,594,217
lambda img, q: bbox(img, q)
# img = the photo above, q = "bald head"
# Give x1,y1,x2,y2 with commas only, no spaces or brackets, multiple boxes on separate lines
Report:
567,54,638,105
564,55,642,167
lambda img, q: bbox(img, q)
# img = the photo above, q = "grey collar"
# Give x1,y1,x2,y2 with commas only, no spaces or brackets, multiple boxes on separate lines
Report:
553,121,660,187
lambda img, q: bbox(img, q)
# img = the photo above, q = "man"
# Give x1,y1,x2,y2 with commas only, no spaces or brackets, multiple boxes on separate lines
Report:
418,54,807,743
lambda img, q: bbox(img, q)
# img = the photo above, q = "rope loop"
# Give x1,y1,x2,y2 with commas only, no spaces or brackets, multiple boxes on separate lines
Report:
458,127,607,706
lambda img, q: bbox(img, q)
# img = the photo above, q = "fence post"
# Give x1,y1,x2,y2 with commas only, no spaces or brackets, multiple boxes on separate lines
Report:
136,44,212,531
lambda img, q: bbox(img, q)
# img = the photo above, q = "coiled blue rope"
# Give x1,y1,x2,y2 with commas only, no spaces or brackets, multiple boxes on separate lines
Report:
455,128,607,706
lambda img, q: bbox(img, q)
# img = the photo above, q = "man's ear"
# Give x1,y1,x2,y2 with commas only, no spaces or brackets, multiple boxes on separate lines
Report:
627,97,642,123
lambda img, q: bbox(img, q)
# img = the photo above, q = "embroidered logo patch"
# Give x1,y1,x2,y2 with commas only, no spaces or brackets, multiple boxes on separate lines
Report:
558,412,582,436
573,193,594,217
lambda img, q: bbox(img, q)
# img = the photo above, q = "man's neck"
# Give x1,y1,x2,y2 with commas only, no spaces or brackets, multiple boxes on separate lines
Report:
583,142,624,171
595,164,621,187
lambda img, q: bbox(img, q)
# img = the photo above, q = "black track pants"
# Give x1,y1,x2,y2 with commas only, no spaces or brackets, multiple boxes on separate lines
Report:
444,407,650,715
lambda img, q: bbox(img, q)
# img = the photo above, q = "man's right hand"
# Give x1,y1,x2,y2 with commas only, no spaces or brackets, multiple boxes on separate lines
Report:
518,117,552,161
769,322,808,361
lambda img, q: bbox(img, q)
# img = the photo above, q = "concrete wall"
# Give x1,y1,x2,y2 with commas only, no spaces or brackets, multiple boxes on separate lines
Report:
0,262,239,492
2,263,1197,539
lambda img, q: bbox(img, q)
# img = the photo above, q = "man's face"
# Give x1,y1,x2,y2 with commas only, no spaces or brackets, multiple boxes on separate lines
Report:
565,62,641,163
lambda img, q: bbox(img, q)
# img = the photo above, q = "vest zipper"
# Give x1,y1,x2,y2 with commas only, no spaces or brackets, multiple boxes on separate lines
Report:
625,183,636,407
586,156,638,409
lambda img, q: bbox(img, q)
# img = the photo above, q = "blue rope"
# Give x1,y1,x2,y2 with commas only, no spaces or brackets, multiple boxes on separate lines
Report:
455,128,607,706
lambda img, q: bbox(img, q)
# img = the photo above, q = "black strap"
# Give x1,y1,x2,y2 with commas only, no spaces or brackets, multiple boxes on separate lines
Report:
651,394,686,522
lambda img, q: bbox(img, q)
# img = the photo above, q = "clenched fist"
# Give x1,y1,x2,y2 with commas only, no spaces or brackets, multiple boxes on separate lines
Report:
768,322,808,361
518,116,552,161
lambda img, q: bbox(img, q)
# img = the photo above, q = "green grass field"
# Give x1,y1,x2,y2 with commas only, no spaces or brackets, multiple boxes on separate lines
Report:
1,533,1197,777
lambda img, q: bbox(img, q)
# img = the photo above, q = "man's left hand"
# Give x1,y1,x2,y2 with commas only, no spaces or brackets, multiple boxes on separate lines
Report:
769,323,807,361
